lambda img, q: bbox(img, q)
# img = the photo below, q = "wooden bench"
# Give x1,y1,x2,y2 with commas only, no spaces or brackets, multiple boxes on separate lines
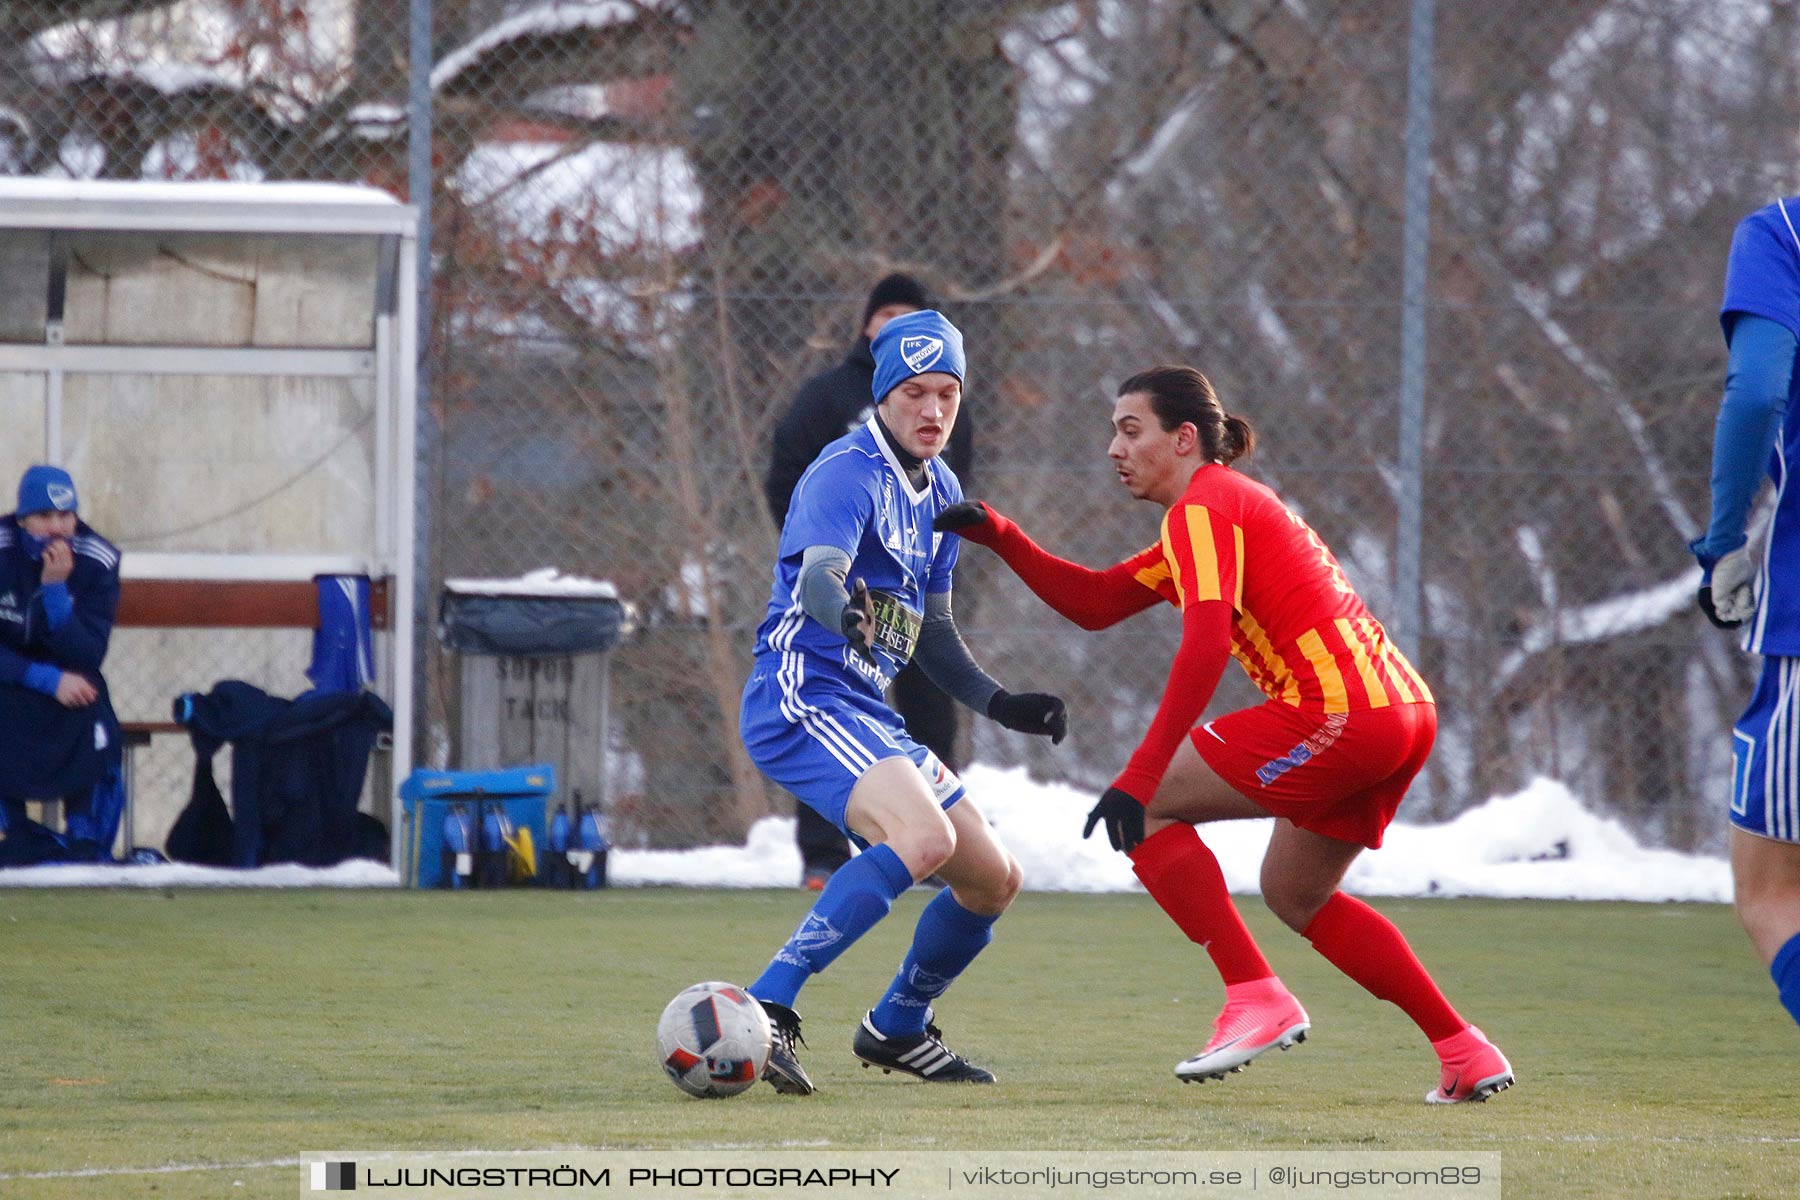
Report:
117,578,391,631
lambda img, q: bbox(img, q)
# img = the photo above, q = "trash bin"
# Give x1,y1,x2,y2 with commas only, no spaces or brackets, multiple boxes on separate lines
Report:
438,570,629,823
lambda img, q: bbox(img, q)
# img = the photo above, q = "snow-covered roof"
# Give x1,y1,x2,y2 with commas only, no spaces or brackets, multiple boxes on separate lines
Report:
433,0,681,91
0,178,416,235
65,62,239,97
448,139,701,342
455,139,701,251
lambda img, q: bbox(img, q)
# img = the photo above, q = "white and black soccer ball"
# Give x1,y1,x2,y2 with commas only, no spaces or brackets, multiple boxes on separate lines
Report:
656,981,772,1098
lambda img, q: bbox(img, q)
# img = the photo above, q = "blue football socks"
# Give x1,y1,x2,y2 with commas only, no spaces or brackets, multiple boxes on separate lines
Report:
870,887,1000,1038
1773,930,1800,1029
749,842,914,1008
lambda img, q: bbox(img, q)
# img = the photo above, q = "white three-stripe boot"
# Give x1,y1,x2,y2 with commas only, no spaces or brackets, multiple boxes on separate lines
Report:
852,1012,996,1082
1174,976,1310,1083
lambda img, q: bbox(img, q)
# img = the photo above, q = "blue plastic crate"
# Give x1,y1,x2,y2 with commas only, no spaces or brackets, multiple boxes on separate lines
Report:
400,764,554,888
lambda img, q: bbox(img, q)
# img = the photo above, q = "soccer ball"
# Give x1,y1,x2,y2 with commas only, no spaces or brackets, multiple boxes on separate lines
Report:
656,981,772,1098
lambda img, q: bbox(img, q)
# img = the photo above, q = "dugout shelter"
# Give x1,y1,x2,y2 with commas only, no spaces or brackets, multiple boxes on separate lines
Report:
0,178,419,862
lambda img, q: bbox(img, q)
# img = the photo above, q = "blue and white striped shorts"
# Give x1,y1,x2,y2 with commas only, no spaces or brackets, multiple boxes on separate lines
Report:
740,654,965,836
1731,656,1800,843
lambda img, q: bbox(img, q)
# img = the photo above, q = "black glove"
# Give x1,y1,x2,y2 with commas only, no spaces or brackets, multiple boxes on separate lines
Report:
1697,585,1741,630
1697,546,1753,629
1082,787,1146,854
987,689,1067,744
841,577,876,662
931,500,990,534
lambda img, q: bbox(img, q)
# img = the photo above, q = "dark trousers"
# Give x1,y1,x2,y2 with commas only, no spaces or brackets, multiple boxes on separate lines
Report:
795,661,963,874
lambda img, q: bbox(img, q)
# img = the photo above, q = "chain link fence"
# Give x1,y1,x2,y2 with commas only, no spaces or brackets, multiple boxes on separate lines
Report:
4,0,1790,856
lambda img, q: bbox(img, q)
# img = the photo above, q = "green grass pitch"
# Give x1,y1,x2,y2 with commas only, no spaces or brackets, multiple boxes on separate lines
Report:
0,889,1793,1198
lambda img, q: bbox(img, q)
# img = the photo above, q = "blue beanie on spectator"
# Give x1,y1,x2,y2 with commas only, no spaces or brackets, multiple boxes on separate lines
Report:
16,465,78,517
870,309,966,404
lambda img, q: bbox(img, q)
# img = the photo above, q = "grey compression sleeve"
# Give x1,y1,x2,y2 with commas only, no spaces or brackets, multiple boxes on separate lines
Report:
913,590,1004,714
797,544,854,631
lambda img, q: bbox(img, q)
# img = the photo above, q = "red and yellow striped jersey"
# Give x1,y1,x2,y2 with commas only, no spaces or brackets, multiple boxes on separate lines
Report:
1119,464,1432,713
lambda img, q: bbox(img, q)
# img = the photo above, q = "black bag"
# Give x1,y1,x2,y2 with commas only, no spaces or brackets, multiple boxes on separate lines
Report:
438,591,625,656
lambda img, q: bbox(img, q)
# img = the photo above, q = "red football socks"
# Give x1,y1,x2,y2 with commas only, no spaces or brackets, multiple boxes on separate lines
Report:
1302,892,1464,1041
1130,823,1274,985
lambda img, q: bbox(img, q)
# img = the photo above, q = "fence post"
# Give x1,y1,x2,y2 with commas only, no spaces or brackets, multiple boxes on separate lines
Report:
1396,0,1436,647
408,0,435,766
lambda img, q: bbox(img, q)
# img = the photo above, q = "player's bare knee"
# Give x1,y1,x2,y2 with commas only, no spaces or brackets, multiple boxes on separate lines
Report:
895,817,956,877
1733,896,1763,943
1735,882,1800,938
952,855,1021,914
1261,875,1327,932
1736,874,1774,920
992,855,1024,908
1267,896,1317,933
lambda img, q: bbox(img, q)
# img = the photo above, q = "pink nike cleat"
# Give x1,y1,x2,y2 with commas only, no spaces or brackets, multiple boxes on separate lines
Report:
1426,1025,1514,1104
1174,977,1310,1082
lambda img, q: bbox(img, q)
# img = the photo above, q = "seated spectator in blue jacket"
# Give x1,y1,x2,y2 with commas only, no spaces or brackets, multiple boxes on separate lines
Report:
0,465,123,858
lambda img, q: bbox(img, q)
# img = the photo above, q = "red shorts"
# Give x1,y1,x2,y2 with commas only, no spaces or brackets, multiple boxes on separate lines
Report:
1190,701,1436,849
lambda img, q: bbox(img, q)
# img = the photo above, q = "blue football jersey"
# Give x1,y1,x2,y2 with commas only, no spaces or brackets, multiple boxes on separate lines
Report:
1721,197,1800,654
754,418,963,694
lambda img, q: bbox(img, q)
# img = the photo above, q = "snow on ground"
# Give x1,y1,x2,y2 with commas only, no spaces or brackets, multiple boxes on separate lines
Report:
0,860,397,889
616,767,1731,903
0,769,1731,900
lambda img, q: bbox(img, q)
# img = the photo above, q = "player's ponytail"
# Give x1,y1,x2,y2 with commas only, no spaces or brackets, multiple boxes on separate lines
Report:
1219,414,1255,464
1117,365,1255,465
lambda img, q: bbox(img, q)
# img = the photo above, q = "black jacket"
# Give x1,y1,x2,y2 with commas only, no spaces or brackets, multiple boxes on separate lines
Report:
764,337,975,526
172,681,391,867
0,514,121,800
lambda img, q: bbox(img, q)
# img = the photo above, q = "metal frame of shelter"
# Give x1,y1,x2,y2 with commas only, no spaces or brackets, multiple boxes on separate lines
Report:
0,178,420,862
